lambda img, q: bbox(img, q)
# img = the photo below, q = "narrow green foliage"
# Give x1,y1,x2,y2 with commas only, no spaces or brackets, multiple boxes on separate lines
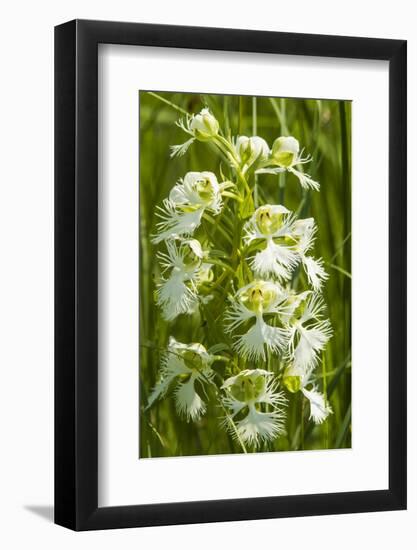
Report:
139,91,351,457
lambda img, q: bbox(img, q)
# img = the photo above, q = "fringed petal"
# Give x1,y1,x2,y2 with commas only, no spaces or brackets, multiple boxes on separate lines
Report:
170,137,195,158
224,301,254,333
156,272,198,321
302,387,333,424
293,321,332,371
251,239,298,281
302,256,329,291
152,201,205,243
235,404,286,445
147,353,190,409
174,375,206,421
234,316,288,361
288,166,320,191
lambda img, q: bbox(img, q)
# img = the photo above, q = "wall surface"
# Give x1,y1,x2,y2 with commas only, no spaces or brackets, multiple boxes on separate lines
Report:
0,1,414,548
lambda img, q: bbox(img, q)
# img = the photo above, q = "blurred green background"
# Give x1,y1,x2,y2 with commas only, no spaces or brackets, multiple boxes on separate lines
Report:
139,91,351,458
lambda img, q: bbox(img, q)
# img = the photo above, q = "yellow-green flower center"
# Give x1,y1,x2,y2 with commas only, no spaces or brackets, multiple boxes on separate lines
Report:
273,151,296,167
195,177,216,202
255,206,284,235
229,372,266,402
240,282,278,313
180,243,201,269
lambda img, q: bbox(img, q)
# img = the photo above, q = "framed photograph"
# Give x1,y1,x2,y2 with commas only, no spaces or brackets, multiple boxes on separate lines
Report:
55,19,407,530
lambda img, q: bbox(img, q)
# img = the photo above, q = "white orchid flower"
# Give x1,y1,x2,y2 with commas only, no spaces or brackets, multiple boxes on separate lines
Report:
152,172,223,243
285,293,333,373
147,337,215,421
221,369,287,446
225,280,289,361
292,218,328,291
244,204,299,281
156,238,205,321
256,136,319,191
234,135,270,169
301,384,333,424
283,363,333,424
278,289,312,325
170,108,219,157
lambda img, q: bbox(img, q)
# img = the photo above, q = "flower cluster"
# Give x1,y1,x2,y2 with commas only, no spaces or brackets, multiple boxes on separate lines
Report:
147,106,333,450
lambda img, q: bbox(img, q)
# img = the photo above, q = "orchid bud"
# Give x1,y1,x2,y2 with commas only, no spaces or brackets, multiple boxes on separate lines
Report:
282,363,304,393
236,136,269,167
271,136,300,167
189,108,219,141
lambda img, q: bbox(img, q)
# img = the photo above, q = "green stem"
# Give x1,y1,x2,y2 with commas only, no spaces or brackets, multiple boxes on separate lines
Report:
280,97,286,132
330,232,352,262
206,257,235,275
300,395,305,450
239,96,244,134
210,269,230,292
322,353,329,449
335,404,351,448
222,191,243,202
234,164,252,197
223,95,231,138
201,372,248,454
327,263,352,279
269,97,289,135
146,91,189,115
278,172,285,204
214,135,253,200
252,97,259,208
203,213,234,245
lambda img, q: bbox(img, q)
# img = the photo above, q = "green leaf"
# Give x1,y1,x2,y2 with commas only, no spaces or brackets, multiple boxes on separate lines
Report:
208,343,230,354
240,193,255,218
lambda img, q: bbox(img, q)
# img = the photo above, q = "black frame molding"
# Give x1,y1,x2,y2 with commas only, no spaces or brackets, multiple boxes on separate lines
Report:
54,19,407,531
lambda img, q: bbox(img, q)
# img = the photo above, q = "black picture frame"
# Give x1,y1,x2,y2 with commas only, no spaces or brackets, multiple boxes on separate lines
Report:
55,19,407,531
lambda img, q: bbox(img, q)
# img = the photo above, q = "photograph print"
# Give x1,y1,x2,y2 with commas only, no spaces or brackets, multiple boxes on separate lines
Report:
139,91,351,458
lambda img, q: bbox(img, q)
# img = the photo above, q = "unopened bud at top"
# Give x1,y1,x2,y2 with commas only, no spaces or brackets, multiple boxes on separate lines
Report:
189,108,219,141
